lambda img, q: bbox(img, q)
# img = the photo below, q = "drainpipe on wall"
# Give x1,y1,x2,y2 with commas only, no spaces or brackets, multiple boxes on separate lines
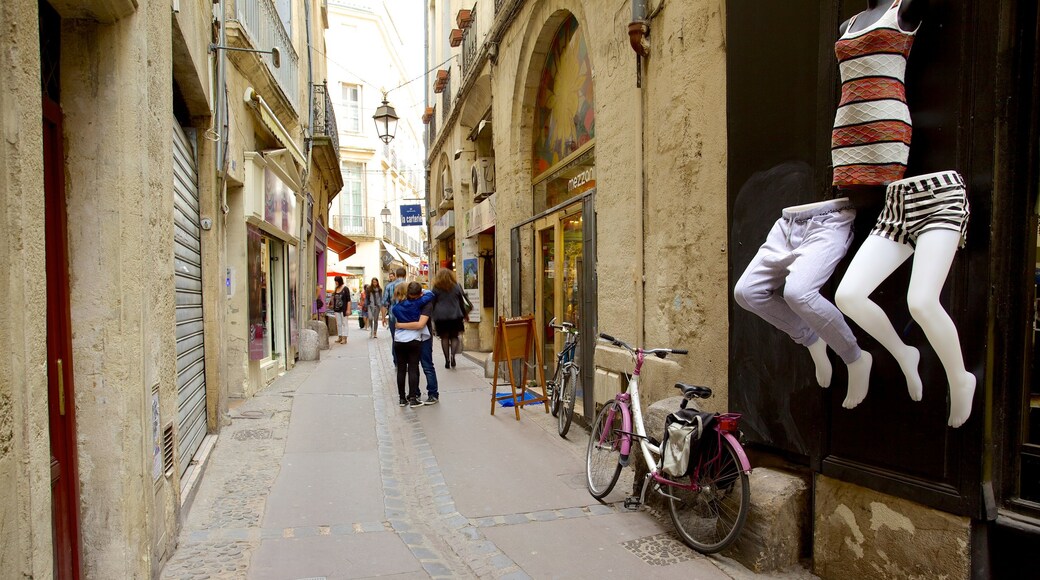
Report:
301,0,315,335
632,0,649,346
629,0,650,58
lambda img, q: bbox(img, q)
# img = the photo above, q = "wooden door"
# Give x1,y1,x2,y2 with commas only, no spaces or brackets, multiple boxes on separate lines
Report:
44,97,82,579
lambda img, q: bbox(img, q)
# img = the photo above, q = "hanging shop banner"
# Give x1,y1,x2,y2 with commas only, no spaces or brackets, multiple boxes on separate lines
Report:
461,238,481,322
400,204,424,226
247,224,266,361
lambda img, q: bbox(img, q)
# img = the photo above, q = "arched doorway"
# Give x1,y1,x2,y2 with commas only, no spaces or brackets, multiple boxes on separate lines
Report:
514,13,597,422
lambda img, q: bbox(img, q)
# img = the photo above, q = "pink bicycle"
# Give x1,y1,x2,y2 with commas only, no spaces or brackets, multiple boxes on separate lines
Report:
586,333,752,553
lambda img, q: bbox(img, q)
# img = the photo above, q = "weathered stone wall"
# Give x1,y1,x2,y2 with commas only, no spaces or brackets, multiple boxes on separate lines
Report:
0,0,54,576
814,475,970,579
60,0,182,573
480,0,729,413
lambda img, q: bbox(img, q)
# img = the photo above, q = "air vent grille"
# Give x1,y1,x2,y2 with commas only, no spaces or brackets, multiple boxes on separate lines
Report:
163,423,175,478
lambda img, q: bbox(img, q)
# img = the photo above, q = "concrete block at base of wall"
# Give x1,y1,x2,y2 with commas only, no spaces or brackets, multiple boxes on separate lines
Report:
643,397,809,573
299,329,319,361
307,320,329,350
813,474,970,580
325,313,338,338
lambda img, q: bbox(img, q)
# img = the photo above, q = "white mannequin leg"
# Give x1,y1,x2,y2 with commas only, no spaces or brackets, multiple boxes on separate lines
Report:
835,235,923,406
807,338,833,388
904,230,976,427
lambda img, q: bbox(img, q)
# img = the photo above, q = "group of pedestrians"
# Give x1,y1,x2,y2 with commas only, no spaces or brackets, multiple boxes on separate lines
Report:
328,266,470,409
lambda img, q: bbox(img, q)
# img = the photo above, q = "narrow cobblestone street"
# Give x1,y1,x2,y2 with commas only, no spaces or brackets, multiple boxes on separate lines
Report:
160,325,814,579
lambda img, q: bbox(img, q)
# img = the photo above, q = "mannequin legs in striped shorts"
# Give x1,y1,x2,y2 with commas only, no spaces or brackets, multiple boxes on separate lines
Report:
836,171,975,428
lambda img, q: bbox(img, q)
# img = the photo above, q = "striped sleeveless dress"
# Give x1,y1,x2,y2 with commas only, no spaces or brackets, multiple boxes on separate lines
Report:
831,0,918,187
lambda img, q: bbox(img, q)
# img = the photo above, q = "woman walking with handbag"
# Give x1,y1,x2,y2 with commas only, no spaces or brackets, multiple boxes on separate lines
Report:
332,276,351,344
431,269,468,369
366,277,383,338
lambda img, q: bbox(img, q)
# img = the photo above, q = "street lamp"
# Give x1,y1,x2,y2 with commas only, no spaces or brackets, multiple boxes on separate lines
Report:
372,93,399,144
380,204,392,231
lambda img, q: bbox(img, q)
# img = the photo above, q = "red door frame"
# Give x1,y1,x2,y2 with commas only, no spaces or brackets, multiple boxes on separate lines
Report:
44,96,83,579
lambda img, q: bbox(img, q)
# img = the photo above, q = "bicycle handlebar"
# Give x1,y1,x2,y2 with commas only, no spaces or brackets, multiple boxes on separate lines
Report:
597,333,687,357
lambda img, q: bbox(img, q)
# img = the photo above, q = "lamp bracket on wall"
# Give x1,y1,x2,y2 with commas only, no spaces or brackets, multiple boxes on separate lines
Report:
210,44,281,68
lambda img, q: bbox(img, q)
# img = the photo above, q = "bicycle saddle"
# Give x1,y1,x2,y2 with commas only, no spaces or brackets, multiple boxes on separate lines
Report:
674,383,712,399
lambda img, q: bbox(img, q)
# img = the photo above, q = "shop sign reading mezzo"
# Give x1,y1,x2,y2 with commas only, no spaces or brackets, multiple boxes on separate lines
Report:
568,168,595,192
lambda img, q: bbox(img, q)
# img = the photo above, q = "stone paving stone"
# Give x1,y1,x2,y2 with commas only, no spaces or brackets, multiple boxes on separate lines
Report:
502,514,528,525
460,526,482,541
529,510,557,521
588,503,615,516
422,561,454,577
499,571,534,580
471,541,498,555
490,553,515,569
399,532,425,546
557,507,586,519
474,517,497,528
410,547,438,560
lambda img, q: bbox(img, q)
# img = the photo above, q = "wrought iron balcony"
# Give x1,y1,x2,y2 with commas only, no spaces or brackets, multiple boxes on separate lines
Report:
233,0,300,111
330,215,377,238
312,82,339,152
461,7,479,79
441,73,452,118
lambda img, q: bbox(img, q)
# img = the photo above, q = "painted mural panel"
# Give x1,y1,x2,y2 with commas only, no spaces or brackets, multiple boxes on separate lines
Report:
532,15,595,178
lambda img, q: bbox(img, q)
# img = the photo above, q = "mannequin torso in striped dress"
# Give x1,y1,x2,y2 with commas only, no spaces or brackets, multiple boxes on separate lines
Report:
832,0,919,187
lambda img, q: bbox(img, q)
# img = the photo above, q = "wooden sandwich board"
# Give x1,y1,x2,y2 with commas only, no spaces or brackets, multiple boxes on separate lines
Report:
490,315,548,420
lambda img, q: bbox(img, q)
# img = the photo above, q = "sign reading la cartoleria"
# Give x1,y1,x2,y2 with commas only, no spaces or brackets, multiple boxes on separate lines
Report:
465,193,496,237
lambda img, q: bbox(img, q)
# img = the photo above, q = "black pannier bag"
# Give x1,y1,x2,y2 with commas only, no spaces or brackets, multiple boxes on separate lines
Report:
661,408,716,478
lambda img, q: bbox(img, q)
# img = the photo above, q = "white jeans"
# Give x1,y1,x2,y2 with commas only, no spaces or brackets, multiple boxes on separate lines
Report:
335,312,348,337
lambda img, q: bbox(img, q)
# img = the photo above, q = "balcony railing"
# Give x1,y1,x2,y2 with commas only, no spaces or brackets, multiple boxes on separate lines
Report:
382,223,423,256
429,107,438,145
441,73,453,119
312,82,339,152
234,0,300,111
461,8,479,79
330,215,377,238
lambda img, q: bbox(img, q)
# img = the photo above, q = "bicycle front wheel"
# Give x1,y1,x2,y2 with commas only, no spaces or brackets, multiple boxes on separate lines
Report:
668,433,750,554
558,366,578,437
549,378,561,417
586,400,624,499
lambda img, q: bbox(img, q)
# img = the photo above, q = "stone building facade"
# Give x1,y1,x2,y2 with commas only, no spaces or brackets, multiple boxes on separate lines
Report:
426,0,730,430
0,0,341,576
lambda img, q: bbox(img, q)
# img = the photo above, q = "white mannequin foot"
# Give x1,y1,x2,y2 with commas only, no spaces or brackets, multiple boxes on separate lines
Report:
948,371,976,428
892,346,922,401
807,339,832,388
843,351,873,409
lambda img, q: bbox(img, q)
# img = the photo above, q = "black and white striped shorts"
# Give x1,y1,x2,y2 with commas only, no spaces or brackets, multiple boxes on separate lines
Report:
871,170,970,249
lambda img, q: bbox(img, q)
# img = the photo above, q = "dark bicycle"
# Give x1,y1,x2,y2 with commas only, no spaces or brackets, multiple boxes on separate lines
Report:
547,318,580,437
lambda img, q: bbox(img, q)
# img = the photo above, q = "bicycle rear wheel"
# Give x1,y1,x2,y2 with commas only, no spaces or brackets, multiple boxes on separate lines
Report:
557,366,578,437
668,433,750,554
549,371,561,417
586,400,624,499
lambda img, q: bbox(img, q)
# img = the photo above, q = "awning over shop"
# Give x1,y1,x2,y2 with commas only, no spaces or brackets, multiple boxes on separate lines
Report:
327,228,357,260
381,240,405,264
401,253,421,268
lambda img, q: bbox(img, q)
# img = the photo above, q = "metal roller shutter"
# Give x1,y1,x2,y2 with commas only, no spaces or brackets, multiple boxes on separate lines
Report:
173,123,208,475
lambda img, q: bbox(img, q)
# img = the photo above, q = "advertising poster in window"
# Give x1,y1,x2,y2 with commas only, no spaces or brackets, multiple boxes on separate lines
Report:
288,245,299,348
461,238,480,322
264,167,297,235
247,225,266,360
